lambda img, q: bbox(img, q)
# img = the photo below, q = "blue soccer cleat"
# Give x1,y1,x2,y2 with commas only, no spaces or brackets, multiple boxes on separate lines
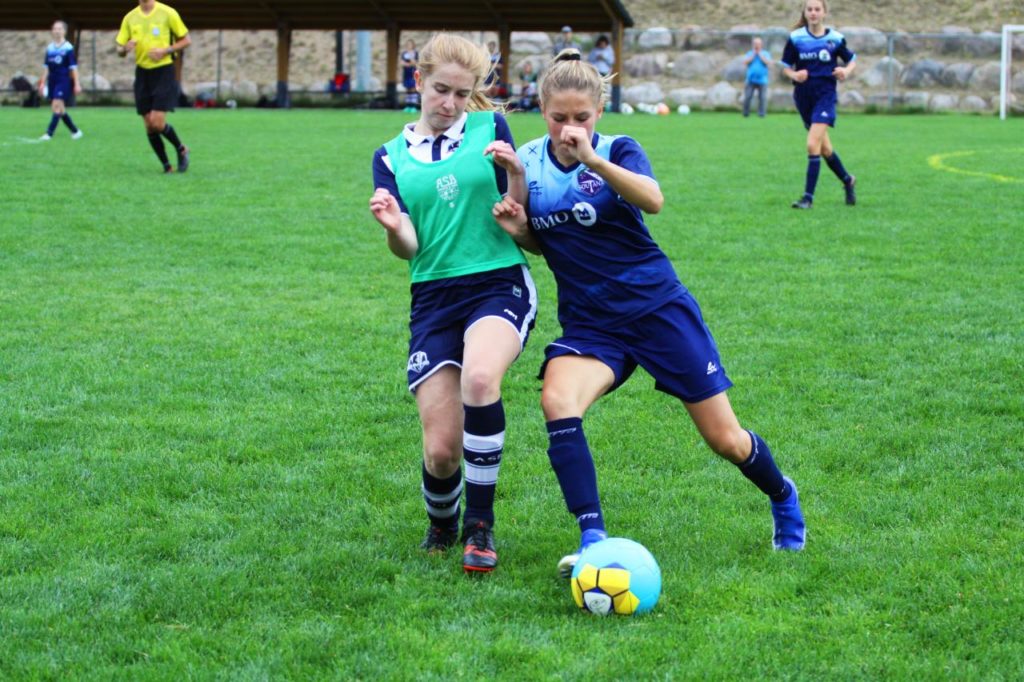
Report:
771,477,806,550
558,528,608,578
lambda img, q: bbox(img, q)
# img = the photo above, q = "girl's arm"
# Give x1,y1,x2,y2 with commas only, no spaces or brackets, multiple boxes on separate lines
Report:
561,126,663,214
369,188,419,260
37,66,48,94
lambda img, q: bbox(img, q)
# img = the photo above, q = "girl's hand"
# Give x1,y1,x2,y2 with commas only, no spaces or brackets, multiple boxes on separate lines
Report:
559,125,597,165
832,66,848,81
492,195,528,236
792,69,809,83
369,188,402,234
74,82,82,95
484,140,523,176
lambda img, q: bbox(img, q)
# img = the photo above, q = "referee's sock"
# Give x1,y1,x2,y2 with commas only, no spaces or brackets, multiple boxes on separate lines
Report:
61,113,79,134
804,155,821,200
161,123,185,152
46,114,60,137
147,132,172,171
736,431,791,502
824,151,852,184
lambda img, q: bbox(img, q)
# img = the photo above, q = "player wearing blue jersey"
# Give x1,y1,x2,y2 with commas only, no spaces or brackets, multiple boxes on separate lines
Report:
781,0,857,209
492,50,806,574
369,33,537,574
37,21,83,141
400,40,419,112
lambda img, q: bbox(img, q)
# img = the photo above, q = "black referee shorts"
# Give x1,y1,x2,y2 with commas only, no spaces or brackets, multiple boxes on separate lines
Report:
134,64,179,115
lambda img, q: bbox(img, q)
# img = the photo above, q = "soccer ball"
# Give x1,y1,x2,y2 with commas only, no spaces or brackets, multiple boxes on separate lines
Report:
677,104,691,115
655,102,670,115
620,102,634,115
570,538,661,616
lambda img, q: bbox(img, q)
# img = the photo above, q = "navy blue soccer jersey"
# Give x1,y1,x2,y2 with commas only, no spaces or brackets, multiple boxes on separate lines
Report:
518,133,685,327
780,27,855,82
44,41,77,82
372,111,514,214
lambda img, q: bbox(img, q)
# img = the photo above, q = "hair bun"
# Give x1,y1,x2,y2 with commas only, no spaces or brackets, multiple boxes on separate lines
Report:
556,49,582,62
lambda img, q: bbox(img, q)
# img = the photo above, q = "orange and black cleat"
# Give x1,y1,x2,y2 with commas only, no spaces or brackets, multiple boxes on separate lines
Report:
461,520,498,573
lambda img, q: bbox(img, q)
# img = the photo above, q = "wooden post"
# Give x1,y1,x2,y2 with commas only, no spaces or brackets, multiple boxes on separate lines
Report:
499,27,511,91
386,25,399,109
611,20,624,112
276,23,292,108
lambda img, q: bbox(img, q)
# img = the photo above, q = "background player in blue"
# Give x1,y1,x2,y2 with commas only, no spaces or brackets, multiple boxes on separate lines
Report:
492,49,806,575
369,33,537,574
781,0,857,209
400,39,418,112
37,20,83,141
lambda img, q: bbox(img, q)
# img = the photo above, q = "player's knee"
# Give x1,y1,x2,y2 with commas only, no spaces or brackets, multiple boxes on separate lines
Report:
705,427,749,462
460,365,501,405
423,438,461,475
540,383,579,421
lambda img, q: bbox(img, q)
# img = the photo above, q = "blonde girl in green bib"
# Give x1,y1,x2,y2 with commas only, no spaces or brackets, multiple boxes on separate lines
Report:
369,33,537,574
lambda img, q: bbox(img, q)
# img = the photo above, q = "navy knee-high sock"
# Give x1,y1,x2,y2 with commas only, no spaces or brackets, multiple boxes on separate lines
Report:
547,417,604,534
804,155,821,200
46,114,60,136
736,431,791,502
147,132,171,169
422,463,462,530
463,400,505,527
824,151,851,184
61,113,79,133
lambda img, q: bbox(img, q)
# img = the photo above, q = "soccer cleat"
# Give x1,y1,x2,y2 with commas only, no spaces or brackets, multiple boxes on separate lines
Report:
71,130,83,140
461,520,498,573
39,134,52,141
176,146,190,173
771,477,806,551
557,528,608,578
420,524,459,553
844,175,857,206
791,196,813,209
163,165,174,174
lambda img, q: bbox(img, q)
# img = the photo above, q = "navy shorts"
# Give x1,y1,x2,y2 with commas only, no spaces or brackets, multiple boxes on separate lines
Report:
540,292,733,403
134,64,179,115
402,67,416,90
793,80,838,129
406,264,537,392
48,76,71,101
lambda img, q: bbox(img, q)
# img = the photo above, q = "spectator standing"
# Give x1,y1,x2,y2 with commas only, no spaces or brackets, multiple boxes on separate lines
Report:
401,39,419,112
742,37,771,118
552,26,581,56
517,60,539,111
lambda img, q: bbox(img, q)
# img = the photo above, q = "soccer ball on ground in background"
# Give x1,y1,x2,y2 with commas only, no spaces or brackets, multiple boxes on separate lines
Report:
620,102,634,115
677,104,691,115
570,537,661,616
655,102,670,115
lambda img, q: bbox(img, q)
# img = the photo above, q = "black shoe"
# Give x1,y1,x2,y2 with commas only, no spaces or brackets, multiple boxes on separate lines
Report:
461,520,498,573
844,175,856,205
791,196,813,209
177,146,190,173
420,524,458,553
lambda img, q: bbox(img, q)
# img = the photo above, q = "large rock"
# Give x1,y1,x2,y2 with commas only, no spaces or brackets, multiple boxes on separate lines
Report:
961,95,989,111
705,81,739,108
624,53,667,78
763,27,790,56
904,91,930,108
840,90,865,107
900,59,945,88
928,93,959,111
726,25,761,53
681,26,724,51
860,57,903,88
670,51,713,79
970,62,1002,91
891,31,918,54
668,87,706,106
622,82,665,106
637,27,674,51
940,63,975,89
939,26,973,54
968,31,1001,57
1015,72,1024,92
839,26,888,54
511,32,552,55
771,89,794,110
232,80,259,98
720,55,749,83
80,73,112,91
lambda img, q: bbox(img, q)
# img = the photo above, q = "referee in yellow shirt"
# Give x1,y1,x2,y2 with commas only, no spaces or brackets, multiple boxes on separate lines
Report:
116,0,192,172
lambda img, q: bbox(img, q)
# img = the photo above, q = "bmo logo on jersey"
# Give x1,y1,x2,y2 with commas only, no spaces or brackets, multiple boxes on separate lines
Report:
572,202,598,227
799,47,833,61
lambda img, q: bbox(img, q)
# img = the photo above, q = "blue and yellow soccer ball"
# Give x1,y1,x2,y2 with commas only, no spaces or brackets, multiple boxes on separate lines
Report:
570,538,661,616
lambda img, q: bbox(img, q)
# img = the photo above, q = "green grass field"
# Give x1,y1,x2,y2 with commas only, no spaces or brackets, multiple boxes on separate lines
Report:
1,107,1022,679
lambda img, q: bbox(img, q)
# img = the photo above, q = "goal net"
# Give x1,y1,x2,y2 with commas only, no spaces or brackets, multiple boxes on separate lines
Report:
1000,24,1024,119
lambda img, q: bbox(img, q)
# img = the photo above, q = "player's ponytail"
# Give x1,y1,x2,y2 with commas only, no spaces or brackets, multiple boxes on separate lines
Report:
417,32,499,112
793,0,828,29
539,48,611,109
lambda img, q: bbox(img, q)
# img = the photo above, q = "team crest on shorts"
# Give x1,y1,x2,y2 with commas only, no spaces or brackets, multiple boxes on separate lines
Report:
577,169,605,197
408,351,430,373
436,174,459,206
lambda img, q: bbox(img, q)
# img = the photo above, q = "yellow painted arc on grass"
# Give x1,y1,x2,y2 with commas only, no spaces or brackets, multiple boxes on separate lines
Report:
927,148,1024,184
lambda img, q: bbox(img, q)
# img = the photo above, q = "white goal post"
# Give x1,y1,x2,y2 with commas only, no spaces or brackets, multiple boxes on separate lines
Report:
1000,24,1024,120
